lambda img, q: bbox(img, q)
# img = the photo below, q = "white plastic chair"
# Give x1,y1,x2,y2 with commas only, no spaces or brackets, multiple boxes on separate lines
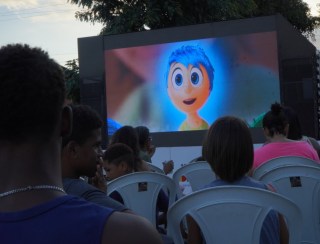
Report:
172,161,216,199
258,165,320,244
167,186,302,244
147,162,165,174
252,156,320,180
107,171,176,226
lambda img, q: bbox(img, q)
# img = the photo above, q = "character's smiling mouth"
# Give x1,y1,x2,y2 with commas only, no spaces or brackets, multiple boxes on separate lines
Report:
183,98,196,105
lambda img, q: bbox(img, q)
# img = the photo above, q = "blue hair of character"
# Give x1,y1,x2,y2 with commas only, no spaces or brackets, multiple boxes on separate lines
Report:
166,45,214,91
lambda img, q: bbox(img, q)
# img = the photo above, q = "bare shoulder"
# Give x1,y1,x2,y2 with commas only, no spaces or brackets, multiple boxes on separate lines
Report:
101,211,163,244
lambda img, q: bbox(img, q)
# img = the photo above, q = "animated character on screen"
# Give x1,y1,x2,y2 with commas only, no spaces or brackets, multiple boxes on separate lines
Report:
166,45,214,131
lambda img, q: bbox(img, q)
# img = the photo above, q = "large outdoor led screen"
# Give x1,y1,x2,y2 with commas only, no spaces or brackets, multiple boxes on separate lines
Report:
105,31,280,135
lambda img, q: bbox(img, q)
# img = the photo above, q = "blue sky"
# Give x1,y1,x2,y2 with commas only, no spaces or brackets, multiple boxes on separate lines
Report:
0,0,319,66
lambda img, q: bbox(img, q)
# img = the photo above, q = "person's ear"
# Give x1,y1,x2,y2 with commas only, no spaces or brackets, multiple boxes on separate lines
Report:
61,105,72,137
66,141,79,158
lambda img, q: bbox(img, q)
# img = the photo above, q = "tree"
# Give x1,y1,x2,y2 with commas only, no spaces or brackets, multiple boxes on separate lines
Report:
254,0,318,36
63,59,80,104
68,0,319,36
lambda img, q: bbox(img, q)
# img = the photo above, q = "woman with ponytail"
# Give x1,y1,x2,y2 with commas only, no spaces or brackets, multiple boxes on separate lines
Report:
253,102,319,169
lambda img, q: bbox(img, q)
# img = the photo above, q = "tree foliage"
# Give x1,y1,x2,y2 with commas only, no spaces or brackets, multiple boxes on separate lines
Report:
63,59,80,104
68,0,319,36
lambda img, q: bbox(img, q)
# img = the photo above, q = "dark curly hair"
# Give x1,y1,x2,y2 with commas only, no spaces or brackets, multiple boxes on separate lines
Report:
0,44,65,142
262,102,288,137
62,104,103,147
204,116,253,182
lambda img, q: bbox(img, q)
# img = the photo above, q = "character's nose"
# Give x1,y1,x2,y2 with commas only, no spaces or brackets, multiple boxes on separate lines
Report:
184,80,192,93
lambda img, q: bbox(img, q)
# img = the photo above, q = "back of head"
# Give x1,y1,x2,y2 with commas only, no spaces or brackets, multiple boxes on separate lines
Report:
135,126,150,149
0,44,65,143
282,106,302,140
103,143,135,169
204,116,253,182
62,104,103,147
110,126,145,171
110,126,140,156
262,102,288,137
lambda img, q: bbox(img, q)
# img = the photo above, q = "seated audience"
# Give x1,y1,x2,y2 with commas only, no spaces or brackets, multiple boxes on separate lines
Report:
0,44,162,244
282,106,320,158
109,125,150,171
62,104,129,212
253,102,319,169
103,143,169,233
135,125,174,174
188,116,288,244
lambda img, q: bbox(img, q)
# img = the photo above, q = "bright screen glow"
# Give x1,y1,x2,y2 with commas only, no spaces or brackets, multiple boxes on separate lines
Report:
105,31,280,135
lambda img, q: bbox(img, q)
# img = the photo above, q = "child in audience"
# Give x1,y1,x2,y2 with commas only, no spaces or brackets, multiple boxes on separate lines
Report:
188,115,288,244
103,143,169,234
109,125,150,171
135,125,174,174
103,143,135,183
253,102,319,169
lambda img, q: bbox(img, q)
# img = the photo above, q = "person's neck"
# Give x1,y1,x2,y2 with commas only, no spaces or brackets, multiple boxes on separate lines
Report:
61,154,81,179
267,134,290,143
0,139,65,211
186,111,202,126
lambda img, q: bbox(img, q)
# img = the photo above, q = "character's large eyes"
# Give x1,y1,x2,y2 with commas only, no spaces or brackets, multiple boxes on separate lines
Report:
190,67,203,87
171,68,184,89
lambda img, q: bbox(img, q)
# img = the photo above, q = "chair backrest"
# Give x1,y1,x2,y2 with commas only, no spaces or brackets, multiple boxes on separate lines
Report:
258,165,320,243
167,186,302,244
172,161,216,199
147,163,165,174
252,156,320,180
107,171,176,226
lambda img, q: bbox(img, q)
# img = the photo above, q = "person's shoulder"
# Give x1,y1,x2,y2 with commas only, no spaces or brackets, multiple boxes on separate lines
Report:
63,178,97,194
203,179,220,188
102,212,163,244
254,143,273,155
63,177,86,187
305,136,320,149
242,176,268,190
296,139,318,150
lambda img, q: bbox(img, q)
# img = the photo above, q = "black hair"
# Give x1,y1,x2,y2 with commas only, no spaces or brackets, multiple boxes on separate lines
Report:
109,125,143,171
103,143,135,170
282,106,302,140
135,126,150,149
204,116,253,182
0,44,65,142
262,102,288,137
62,104,103,147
